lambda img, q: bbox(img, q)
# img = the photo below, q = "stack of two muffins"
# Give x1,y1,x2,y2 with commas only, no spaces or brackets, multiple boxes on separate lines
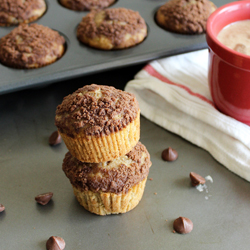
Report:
55,84,151,215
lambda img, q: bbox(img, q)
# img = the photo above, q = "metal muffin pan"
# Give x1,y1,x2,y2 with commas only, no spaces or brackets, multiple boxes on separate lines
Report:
0,0,229,95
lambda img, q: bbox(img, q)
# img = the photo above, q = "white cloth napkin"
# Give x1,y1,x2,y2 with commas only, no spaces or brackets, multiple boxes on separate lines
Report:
125,49,250,182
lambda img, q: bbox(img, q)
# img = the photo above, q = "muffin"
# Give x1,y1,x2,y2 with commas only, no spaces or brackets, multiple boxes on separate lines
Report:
77,8,147,50
55,84,140,163
0,0,46,26
156,0,217,34
62,142,151,215
0,23,65,69
59,0,116,11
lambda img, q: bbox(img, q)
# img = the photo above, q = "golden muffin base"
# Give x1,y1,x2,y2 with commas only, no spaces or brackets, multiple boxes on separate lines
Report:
60,112,140,163
73,178,147,215
79,30,147,50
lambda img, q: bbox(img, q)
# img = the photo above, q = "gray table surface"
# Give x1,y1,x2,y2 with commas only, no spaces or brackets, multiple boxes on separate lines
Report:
0,65,250,250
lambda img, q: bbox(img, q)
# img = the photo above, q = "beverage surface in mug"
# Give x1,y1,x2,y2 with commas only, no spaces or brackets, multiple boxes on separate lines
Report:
217,20,250,56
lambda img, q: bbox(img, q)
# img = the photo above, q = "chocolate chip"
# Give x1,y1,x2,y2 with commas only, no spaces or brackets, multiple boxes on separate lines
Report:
161,147,178,161
49,131,61,146
46,236,65,250
0,204,5,212
35,192,53,205
190,172,206,186
173,217,193,234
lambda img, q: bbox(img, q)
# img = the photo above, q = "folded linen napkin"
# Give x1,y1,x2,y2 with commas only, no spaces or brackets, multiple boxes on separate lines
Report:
125,49,250,182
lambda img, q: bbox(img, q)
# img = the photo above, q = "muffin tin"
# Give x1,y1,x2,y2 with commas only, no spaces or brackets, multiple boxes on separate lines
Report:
0,0,229,95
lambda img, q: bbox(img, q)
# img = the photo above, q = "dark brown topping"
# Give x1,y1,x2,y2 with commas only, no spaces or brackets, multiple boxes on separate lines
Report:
0,204,5,212
61,0,115,11
190,172,206,186
161,147,178,161
46,236,65,250
55,84,139,137
157,0,215,34
35,192,53,205
77,8,147,46
0,0,46,25
49,131,62,146
173,217,193,234
62,142,151,194
0,23,65,68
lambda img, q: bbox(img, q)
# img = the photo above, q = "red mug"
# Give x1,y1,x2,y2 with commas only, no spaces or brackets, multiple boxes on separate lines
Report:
206,0,250,125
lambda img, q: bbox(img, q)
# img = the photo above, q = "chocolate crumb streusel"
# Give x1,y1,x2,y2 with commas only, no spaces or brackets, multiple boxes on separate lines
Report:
59,0,115,11
77,8,147,50
0,0,46,26
0,23,65,68
156,0,216,34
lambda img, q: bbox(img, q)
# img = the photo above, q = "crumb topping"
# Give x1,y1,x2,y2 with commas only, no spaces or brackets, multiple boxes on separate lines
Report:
157,0,215,34
77,8,147,46
0,0,46,23
62,142,151,194
0,23,65,68
55,84,140,137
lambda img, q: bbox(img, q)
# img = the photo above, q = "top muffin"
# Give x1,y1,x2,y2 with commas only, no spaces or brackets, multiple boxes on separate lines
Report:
55,84,139,137
55,84,140,162
156,0,216,34
0,0,46,26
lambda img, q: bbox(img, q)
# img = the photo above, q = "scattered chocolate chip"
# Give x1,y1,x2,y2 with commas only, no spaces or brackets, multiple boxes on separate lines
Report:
49,131,61,146
190,172,206,186
35,192,53,205
149,178,153,181
0,204,5,212
46,236,65,250
173,217,193,234
172,230,176,233
161,147,178,161
154,192,157,195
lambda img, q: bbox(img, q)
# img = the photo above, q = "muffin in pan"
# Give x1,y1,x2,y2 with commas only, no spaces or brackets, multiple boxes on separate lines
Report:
0,0,46,26
62,142,151,215
77,8,147,50
55,84,140,163
0,23,65,69
59,0,116,11
156,0,217,34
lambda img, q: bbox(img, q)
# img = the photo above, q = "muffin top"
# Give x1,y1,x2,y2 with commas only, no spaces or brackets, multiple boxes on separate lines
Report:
157,0,216,34
0,23,65,68
62,142,151,194
59,0,115,11
77,8,147,48
0,0,46,25
55,84,140,137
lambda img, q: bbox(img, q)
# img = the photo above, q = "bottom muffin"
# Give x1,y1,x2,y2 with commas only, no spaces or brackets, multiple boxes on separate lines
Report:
62,142,151,215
